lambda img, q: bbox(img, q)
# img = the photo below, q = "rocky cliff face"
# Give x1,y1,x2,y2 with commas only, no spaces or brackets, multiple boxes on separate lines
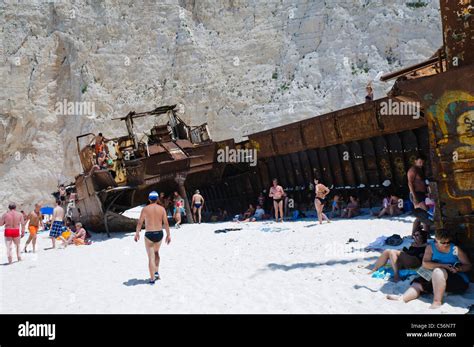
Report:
0,0,442,210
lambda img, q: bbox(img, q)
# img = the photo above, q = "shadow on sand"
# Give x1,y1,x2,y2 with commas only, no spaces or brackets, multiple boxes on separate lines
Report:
264,256,379,272
123,278,153,286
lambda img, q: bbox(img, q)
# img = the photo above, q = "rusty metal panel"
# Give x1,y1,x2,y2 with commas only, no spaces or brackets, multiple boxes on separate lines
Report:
349,141,368,187
338,144,357,187
306,149,322,181
386,133,407,187
298,151,313,184
319,114,341,146
275,156,289,188
266,157,278,183
376,98,427,134
301,117,326,148
290,152,305,187
282,154,296,188
374,136,394,185
317,148,333,187
400,130,420,168
338,107,379,143
248,132,275,158
328,146,344,188
361,139,380,187
258,160,271,191
440,0,474,70
272,124,304,155
394,65,474,243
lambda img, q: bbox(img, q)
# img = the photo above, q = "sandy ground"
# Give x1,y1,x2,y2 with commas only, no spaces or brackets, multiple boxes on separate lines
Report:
1,214,473,314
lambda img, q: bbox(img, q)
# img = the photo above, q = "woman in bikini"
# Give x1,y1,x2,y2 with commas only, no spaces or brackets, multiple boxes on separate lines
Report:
314,178,330,225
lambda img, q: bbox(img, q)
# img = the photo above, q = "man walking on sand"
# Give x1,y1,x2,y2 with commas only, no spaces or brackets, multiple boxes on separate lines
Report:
49,200,65,249
0,203,26,264
191,190,205,224
135,191,171,284
24,203,43,253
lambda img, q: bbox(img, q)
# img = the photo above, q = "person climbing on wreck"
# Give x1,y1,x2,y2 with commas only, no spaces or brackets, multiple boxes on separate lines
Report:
269,178,285,222
94,132,109,155
314,178,330,225
135,191,171,284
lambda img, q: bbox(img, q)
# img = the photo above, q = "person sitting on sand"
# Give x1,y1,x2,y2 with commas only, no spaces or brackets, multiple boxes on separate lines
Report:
377,193,401,218
330,194,342,218
341,195,360,218
65,222,87,246
240,205,265,223
242,204,256,220
368,227,427,282
387,228,471,309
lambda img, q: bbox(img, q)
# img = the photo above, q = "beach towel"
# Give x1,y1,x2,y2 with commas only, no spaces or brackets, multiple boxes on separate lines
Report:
371,266,419,280
365,236,412,252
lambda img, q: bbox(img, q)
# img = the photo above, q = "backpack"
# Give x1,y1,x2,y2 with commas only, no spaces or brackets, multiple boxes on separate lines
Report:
385,234,403,246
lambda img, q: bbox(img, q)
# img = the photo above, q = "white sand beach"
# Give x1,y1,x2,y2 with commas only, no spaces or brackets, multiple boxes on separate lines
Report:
1,215,473,314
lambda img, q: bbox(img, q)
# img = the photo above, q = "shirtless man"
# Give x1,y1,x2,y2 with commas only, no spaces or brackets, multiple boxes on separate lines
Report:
94,132,109,155
269,178,285,222
135,191,171,284
24,203,43,253
58,185,67,206
407,154,428,210
49,200,65,249
191,190,205,224
314,178,331,224
0,203,26,264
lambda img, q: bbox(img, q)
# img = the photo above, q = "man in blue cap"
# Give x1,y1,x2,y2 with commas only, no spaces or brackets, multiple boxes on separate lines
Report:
135,191,171,284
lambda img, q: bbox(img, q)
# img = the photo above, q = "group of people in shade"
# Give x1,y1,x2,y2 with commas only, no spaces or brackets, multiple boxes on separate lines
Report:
0,200,88,264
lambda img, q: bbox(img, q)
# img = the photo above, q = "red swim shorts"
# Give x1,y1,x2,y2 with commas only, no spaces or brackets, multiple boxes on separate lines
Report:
4,228,20,238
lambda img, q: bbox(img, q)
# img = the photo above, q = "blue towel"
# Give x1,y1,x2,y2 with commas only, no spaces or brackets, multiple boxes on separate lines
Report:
371,266,419,280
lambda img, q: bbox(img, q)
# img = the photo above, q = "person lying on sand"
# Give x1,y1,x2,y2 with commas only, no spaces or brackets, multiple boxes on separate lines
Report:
368,227,427,282
387,228,471,309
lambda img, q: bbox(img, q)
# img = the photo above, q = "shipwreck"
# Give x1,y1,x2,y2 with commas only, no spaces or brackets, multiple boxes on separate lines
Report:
68,0,473,252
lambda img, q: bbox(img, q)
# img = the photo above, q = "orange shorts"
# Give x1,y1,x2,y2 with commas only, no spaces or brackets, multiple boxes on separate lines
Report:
73,238,85,246
28,225,39,236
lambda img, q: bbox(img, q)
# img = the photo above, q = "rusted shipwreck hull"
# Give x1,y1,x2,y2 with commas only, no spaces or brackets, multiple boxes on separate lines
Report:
186,97,429,215
382,0,474,248
71,98,428,234
71,105,225,234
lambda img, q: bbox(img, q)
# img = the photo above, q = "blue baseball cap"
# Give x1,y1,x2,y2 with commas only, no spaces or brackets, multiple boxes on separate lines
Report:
148,191,159,201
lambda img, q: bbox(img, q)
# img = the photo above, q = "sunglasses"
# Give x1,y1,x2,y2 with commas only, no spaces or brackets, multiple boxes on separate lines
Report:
435,239,450,245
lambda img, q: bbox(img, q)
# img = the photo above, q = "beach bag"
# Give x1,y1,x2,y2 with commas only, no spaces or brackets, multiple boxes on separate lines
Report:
385,234,403,246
